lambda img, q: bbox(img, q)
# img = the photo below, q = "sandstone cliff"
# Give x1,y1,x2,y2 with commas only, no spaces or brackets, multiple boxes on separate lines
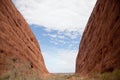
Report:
0,0,48,77
76,0,120,75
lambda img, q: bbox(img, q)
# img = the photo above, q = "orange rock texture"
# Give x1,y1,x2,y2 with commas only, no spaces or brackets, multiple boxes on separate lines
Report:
0,0,48,76
76,0,120,75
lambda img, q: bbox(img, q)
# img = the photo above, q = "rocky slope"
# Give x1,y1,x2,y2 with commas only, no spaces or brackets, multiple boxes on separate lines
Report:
76,0,120,76
0,0,48,77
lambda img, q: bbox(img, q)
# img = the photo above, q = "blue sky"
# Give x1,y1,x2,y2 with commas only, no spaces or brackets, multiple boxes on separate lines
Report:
12,0,96,73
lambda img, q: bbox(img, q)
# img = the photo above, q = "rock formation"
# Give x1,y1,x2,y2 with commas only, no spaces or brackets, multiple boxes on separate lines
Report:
0,0,48,76
76,0,120,75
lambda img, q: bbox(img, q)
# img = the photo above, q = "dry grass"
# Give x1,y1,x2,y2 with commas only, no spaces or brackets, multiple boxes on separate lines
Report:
0,69,120,80
0,61,42,80
100,69,120,80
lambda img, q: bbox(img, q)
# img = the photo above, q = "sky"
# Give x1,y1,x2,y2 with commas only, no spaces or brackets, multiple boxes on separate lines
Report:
12,0,96,73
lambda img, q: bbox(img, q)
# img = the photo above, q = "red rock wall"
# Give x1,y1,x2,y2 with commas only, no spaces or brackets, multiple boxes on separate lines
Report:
0,0,48,75
76,0,120,75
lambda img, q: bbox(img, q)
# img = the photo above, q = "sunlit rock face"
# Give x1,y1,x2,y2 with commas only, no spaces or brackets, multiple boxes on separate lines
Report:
0,0,48,76
76,0,120,75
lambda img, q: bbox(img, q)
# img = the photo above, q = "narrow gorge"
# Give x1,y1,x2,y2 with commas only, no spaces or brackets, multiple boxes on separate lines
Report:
0,0,120,80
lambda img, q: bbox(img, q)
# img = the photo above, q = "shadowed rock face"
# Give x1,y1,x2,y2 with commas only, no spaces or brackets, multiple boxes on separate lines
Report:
0,0,48,75
76,0,120,75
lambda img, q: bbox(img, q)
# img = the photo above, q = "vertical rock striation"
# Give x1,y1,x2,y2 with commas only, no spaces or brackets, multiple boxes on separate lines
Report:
76,0,120,75
0,0,48,76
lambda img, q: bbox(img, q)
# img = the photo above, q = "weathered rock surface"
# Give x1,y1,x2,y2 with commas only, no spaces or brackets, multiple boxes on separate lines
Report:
76,0,120,75
0,0,48,76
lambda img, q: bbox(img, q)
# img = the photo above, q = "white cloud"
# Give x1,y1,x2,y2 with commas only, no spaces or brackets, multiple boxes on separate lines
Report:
48,34,57,38
42,49,78,73
64,31,81,39
12,0,96,32
44,30,81,40
57,35,65,39
50,38,66,45
42,30,81,46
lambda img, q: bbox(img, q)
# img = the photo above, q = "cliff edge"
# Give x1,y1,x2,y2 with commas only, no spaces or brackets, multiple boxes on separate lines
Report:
0,0,48,77
76,0,120,75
